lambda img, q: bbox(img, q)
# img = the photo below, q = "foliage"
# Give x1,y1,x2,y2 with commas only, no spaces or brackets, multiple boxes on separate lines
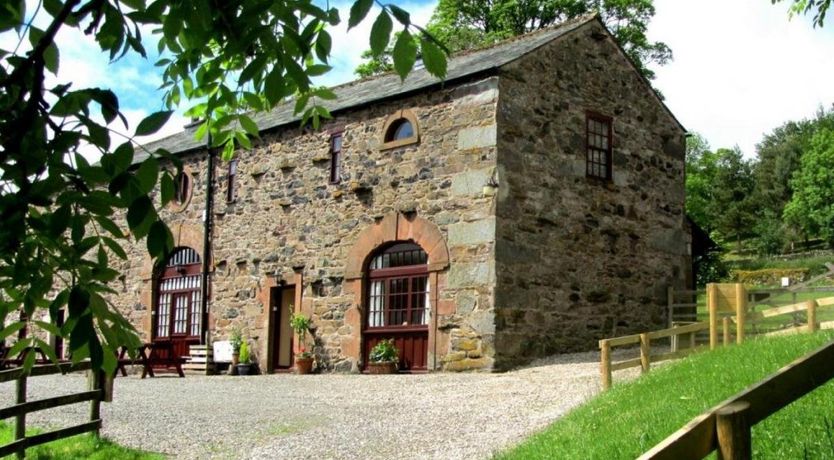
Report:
0,421,163,459
498,331,834,459
684,133,718,233
772,0,832,26
368,338,399,363
289,307,312,357
693,250,728,288
0,1,445,374
357,0,672,82
731,268,810,286
711,147,756,249
238,339,250,364
230,328,243,354
784,127,834,248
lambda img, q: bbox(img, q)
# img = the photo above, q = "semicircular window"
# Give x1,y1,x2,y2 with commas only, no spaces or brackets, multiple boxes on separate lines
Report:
381,109,419,149
385,119,414,142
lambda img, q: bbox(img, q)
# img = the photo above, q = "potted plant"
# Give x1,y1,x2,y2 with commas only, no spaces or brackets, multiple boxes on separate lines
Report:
236,340,252,375
367,339,399,374
229,328,243,375
289,307,314,374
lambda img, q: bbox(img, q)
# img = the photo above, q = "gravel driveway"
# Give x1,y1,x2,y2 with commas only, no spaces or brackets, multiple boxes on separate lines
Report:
0,350,638,459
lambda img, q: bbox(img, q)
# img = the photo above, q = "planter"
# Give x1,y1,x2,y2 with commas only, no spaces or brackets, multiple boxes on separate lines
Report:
236,363,252,375
228,352,240,375
367,361,398,374
295,356,314,374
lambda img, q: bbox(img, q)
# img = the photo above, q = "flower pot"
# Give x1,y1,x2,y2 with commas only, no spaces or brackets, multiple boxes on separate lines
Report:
228,352,240,375
236,363,252,375
367,361,398,374
295,356,314,374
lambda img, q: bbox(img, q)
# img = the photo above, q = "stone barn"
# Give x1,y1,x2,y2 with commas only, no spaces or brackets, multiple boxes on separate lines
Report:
113,14,691,373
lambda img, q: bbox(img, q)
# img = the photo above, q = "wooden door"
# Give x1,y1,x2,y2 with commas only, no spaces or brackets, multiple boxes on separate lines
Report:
270,286,295,371
363,243,430,372
154,248,203,359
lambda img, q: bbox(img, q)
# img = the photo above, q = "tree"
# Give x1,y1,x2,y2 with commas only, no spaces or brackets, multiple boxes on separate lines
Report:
710,148,756,250
751,106,834,252
784,127,834,247
772,0,831,27
356,0,672,81
684,133,719,233
0,0,446,373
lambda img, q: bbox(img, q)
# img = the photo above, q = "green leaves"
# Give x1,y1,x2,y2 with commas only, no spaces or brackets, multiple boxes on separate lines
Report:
135,110,174,137
349,0,374,30
370,11,393,56
393,29,417,80
420,35,447,78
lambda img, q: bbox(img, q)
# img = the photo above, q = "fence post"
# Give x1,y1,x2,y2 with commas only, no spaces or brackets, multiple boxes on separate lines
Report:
708,284,718,350
87,370,102,438
723,317,731,346
15,375,26,459
716,401,752,460
735,284,746,344
640,333,651,374
600,340,612,391
807,300,818,333
667,286,674,328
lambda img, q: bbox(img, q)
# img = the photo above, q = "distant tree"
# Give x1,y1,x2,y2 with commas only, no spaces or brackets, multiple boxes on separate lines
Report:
784,127,834,247
752,106,834,252
711,148,756,250
684,134,718,233
772,0,831,26
356,0,672,81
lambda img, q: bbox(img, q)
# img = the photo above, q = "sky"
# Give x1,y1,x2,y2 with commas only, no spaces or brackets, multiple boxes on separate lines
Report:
3,0,833,158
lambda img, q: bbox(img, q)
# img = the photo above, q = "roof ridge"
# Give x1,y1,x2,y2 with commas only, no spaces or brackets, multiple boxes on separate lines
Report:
335,13,599,90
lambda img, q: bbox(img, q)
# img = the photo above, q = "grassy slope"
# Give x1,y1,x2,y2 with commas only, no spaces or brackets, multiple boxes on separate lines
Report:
0,422,163,460
498,331,834,459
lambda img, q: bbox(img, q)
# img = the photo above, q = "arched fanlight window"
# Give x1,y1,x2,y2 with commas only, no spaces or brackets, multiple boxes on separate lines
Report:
380,109,420,150
366,242,429,328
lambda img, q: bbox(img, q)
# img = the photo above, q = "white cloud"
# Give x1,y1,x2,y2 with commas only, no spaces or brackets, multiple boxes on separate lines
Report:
648,0,834,157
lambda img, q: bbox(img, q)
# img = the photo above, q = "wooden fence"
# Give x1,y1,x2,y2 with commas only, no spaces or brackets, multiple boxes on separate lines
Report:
0,362,112,459
638,339,834,459
602,284,834,390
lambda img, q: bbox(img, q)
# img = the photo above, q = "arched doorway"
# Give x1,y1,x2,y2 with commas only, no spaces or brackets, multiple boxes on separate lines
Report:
154,247,203,357
363,242,430,372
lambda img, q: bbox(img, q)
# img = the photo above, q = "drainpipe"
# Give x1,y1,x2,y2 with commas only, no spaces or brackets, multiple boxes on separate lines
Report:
201,129,215,345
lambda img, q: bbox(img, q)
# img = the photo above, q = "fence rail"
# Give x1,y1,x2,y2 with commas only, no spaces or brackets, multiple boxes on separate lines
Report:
0,361,112,459
638,339,834,459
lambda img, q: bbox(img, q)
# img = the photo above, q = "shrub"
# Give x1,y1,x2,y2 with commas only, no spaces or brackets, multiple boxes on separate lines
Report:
368,339,398,363
238,340,251,364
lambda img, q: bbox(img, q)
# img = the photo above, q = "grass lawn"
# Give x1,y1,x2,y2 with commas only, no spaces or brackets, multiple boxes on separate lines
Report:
498,331,834,459
0,422,163,460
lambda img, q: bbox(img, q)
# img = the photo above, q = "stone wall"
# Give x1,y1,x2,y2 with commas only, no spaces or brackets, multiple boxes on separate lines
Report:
492,21,690,369
111,77,502,372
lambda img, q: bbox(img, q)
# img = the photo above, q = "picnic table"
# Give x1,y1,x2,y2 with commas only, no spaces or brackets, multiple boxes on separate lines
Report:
117,342,185,378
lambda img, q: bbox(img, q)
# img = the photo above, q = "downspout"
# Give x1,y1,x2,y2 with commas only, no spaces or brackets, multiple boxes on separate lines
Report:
201,129,215,345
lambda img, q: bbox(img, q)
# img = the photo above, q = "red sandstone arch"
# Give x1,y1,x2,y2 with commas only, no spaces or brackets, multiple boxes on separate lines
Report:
344,213,449,280
342,213,449,371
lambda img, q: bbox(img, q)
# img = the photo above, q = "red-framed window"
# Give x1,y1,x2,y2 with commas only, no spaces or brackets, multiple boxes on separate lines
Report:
226,159,238,203
155,247,202,339
586,112,613,181
366,243,429,328
329,133,342,184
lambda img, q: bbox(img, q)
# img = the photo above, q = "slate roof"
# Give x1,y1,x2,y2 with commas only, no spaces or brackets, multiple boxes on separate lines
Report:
139,14,598,160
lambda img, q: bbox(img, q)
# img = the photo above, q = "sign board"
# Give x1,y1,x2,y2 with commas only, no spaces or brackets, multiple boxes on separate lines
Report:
781,277,791,287
712,283,742,312
213,340,233,363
